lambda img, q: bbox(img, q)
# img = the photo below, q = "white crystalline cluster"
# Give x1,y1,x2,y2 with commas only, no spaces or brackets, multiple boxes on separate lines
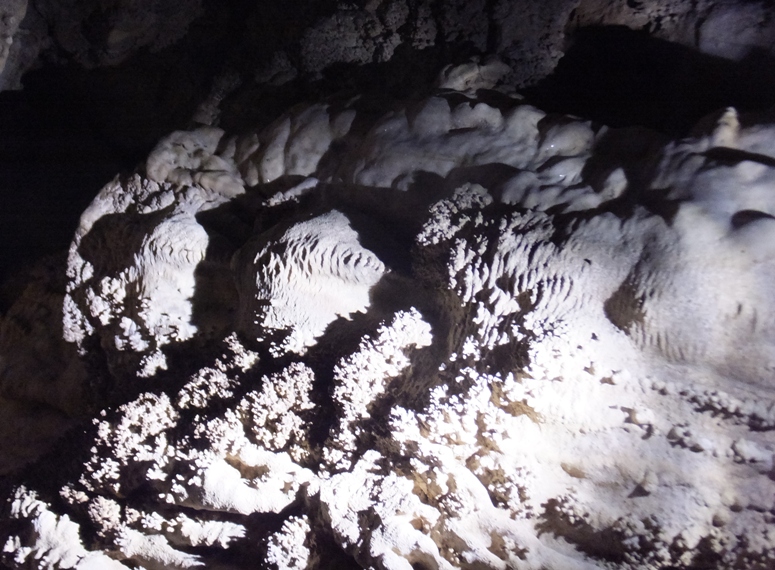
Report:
238,362,315,460
81,391,179,495
4,70,775,570
177,334,258,410
166,513,246,549
34,338,317,568
320,450,452,569
265,516,311,570
3,487,126,570
324,308,433,470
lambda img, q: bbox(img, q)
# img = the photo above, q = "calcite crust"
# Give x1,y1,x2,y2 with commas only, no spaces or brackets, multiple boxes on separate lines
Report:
2,69,775,570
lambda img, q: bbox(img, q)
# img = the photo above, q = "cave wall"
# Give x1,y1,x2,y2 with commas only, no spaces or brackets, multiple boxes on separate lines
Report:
2,0,775,290
2,1,775,569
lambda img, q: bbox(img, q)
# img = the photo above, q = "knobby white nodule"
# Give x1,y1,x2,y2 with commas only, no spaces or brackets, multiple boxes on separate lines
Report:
3,68,775,570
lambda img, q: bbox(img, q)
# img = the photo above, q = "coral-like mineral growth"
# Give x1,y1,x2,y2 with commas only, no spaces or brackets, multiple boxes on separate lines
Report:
2,67,775,569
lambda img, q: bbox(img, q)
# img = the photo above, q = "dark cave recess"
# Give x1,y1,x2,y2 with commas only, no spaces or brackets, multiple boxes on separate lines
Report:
3,23,775,308
525,25,775,136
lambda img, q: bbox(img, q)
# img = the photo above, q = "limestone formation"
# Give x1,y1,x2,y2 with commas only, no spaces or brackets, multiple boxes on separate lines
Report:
2,61,775,569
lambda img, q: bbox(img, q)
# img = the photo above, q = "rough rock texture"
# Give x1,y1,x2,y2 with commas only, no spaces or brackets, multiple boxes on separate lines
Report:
0,256,85,473
571,0,775,63
0,0,48,91
5,0,775,303
2,63,775,568
6,0,775,96
34,0,202,68
0,0,202,90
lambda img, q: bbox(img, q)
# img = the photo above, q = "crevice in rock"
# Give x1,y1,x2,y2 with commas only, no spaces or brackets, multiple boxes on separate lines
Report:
524,25,775,137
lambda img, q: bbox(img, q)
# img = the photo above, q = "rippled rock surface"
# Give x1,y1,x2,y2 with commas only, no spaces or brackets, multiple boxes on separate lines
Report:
2,70,775,569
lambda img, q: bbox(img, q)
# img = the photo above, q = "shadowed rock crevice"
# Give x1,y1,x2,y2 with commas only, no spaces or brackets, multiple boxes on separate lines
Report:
525,25,775,136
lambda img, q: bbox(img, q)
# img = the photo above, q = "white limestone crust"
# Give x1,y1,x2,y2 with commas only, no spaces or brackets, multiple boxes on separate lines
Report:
4,68,775,569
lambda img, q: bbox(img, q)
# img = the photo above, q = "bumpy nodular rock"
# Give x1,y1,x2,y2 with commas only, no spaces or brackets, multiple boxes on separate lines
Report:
2,72,775,570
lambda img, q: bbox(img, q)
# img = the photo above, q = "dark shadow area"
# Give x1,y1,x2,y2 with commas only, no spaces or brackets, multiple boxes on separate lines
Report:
524,25,775,137
0,81,130,288
537,498,627,564
731,209,775,229
0,0,248,291
0,7,482,295
219,41,483,134
537,494,744,569
78,208,172,275
444,163,522,193
703,145,775,168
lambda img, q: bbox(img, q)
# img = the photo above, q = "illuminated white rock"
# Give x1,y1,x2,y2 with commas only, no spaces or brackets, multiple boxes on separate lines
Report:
3,78,775,570
236,209,386,355
146,127,244,198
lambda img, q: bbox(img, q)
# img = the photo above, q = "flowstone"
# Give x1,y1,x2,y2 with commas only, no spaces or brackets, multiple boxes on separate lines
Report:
2,71,775,569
